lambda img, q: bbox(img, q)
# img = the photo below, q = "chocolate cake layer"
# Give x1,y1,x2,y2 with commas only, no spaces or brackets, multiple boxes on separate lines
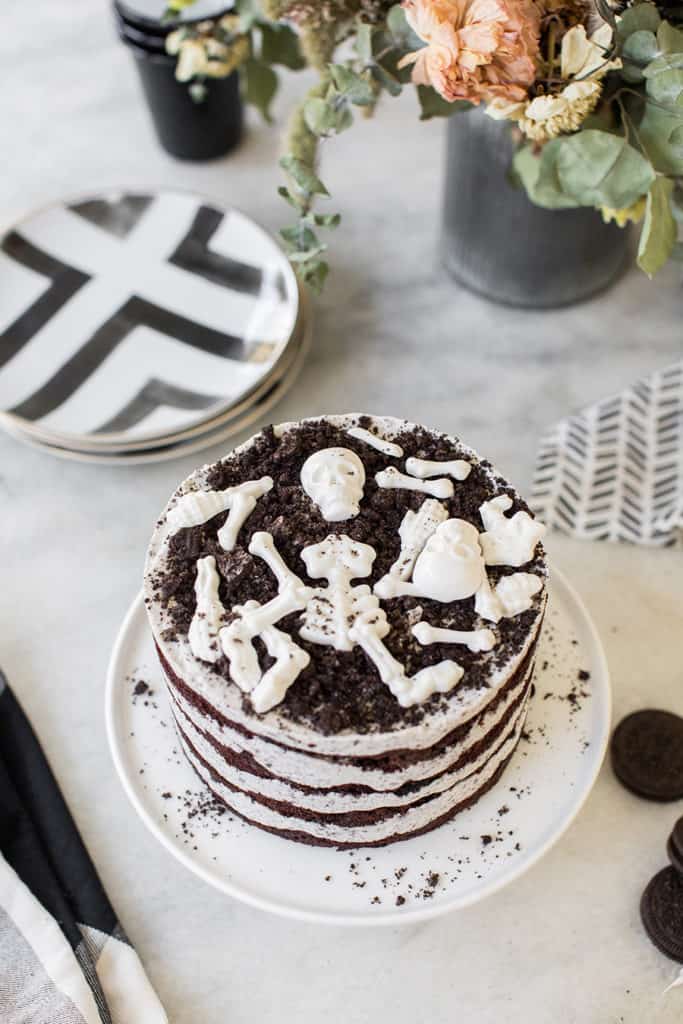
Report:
144,414,547,846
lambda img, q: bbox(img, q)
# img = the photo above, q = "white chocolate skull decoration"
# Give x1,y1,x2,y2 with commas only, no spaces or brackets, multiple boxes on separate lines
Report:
300,447,366,522
412,519,485,601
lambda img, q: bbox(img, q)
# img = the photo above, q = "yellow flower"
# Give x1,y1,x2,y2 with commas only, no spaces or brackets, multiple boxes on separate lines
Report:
601,197,647,227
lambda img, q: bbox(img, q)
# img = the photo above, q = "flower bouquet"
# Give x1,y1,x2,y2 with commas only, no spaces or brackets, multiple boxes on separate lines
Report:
166,0,683,290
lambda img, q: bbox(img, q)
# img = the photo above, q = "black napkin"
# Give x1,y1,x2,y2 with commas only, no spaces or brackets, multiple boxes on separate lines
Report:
0,670,167,1023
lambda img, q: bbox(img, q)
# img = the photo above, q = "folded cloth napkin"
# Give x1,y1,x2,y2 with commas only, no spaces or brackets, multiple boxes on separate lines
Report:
0,671,168,1024
531,359,683,547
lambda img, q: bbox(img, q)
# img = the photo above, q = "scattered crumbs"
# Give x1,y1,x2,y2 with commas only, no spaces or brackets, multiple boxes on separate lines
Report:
371,896,381,904
578,669,590,682
324,874,332,882
396,895,406,906
426,871,440,889
162,791,172,800
133,680,148,697
497,805,509,816
481,835,493,846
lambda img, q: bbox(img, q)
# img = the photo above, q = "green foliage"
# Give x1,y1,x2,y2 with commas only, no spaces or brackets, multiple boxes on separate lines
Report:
637,178,676,275
617,3,661,41
260,23,305,69
242,58,279,122
555,132,655,209
417,86,468,120
512,143,580,209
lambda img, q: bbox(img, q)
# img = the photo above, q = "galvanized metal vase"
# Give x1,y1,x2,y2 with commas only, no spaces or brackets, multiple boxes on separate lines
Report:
441,108,631,308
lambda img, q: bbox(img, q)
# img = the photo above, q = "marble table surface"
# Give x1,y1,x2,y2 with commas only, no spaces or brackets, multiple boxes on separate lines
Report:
3,3,683,1021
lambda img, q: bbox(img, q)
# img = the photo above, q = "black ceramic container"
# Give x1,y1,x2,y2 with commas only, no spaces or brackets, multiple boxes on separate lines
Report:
125,42,242,160
442,107,630,308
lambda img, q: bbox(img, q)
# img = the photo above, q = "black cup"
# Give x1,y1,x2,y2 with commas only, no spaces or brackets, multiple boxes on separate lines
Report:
124,41,242,160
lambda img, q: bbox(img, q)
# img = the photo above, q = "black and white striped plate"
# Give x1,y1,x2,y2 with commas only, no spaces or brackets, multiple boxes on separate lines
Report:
0,189,299,449
1,290,312,465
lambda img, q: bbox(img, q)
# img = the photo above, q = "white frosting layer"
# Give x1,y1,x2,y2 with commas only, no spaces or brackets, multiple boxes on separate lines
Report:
168,658,535,791
176,695,528,815
178,700,528,846
347,425,403,458
145,414,547,759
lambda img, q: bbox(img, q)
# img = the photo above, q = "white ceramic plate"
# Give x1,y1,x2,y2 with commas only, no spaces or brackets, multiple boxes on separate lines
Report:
0,188,299,448
106,567,610,926
1,301,311,466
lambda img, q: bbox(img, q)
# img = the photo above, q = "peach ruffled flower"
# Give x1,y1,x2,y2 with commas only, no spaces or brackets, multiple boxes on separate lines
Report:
399,0,540,106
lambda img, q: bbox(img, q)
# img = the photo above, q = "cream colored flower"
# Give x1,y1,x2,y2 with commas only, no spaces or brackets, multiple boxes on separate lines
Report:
485,21,620,142
601,197,647,227
167,17,249,82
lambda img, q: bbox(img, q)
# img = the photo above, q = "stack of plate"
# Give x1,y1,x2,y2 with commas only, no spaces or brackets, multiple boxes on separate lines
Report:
0,188,309,465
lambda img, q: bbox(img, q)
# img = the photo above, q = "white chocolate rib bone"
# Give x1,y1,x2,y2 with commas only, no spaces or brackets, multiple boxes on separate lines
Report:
478,495,546,567
250,625,311,714
347,426,403,458
388,499,449,581
300,535,377,652
188,556,225,663
412,622,497,652
405,457,472,481
166,477,273,550
349,613,463,708
375,467,454,500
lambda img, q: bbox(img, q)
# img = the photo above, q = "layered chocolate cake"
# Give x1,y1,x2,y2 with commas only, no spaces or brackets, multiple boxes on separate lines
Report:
144,414,548,847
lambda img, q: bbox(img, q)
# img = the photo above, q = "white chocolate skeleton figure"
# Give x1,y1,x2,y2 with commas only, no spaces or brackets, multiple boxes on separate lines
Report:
195,530,463,712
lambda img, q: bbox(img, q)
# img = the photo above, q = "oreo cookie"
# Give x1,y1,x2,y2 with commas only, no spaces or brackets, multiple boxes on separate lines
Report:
668,817,683,877
640,867,683,963
611,710,683,801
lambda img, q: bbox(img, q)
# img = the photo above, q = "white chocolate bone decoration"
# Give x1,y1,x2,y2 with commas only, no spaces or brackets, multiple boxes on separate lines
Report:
301,447,366,522
188,556,225,663
474,573,543,623
405,456,472,481
347,426,403,458
375,467,454,500
479,495,546,567
166,477,273,552
412,621,496,652
389,499,449,580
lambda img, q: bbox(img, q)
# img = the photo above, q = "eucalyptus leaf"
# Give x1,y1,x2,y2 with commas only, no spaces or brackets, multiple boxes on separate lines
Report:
623,30,659,66
386,4,423,49
235,0,260,32
304,97,352,136
314,213,341,228
260,23,305,70
669,124,683,154
242,58,278,122
277,186,303,211
671,241,683,259
280,155,329,197
637,177,676,275
643,53,683,76
371,62,403,96
639,101,683,174
417,85,466,120
280,224,318,250
288,245,327,264
646,67,683,107
355,23,373,64
329,65,375,105
657,20,683,54
556,131,655,208
512,142,580,209
304,260,329,294
617,2,661,41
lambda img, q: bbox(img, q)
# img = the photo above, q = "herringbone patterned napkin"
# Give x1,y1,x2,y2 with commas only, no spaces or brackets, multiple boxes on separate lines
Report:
531,360,683,547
